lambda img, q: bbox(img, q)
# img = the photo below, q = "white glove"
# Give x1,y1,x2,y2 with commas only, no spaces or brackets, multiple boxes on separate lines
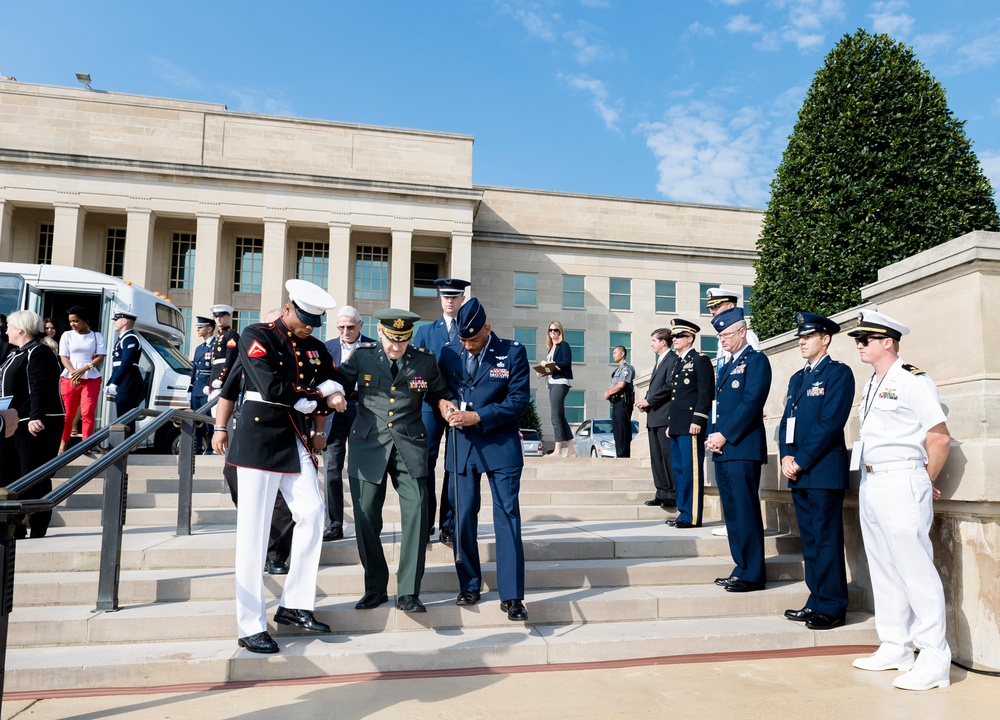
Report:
207,389,221,419
317,379,345,398
293,398,318,414
211,379,222,389
202,385,211,396
106,384,118,398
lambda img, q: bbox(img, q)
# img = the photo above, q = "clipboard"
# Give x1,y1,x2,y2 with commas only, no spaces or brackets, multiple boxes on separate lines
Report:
533,363,556,376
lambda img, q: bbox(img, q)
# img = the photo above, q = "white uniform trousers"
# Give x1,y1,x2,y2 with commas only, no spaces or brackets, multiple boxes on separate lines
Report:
235,441,325,637
859,468,951,677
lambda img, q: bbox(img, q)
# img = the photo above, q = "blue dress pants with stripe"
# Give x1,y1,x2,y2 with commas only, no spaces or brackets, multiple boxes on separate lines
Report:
713,459,766,584
670,434,705,526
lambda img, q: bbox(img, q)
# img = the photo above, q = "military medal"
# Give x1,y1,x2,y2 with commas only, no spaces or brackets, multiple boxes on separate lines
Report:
732,380,740,388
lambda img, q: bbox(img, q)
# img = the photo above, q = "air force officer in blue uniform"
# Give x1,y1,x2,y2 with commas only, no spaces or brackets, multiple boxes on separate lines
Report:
706,307,772,592
438,298,531,621
778,312,854,630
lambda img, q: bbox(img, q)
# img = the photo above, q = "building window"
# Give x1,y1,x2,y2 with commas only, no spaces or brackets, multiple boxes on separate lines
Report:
609,331,631,364
700,336,719,360
565,390,585,425
413,262,439,298
234,237,264,293
699,282,721,316
514,272,537,306
105,228,126,278
178,307,192,356
170,233,197,290
232,310,260,332
562,275,585,309
355,245,389,300
743,285,754,316
655,280,676,314
609,278,631,311
513,327,537,362
37,224,54,265
563,329,585,364
295,241,329,289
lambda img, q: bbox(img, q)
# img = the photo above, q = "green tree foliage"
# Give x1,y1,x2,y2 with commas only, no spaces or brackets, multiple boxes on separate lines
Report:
751,29,999,339
519,398,543,441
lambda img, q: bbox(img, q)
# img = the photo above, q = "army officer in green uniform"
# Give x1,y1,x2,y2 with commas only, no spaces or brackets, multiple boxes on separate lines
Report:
338,309,458,614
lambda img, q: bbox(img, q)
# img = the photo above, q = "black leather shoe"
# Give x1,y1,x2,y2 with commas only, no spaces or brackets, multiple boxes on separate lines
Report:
238,631,279,654
456,590,481,606
274,606,331,633
674,520,695,529
355,592,389,610
264,558,289,575
643,498,664,506
784,607,816,622
715,575,734,587
323,527,344,541
725,578,765,593
396,594,427,613
439,527,454,546
664,518,677,526
805,612,845,630
662,497,677,509
500,599,528,621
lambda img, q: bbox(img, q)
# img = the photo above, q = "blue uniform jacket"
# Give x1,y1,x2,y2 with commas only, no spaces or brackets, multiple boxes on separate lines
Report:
413,318,454,358
438,334,530,473
190,340,212,400
710,347,771,463
777,355,855,490
107,329,143,394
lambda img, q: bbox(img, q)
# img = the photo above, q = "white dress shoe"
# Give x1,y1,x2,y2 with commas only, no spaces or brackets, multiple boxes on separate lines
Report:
711,526,728,537
892,669,951,691
852,647,915,672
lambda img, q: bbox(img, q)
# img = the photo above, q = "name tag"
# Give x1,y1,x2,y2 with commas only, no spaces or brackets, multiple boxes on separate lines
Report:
711,400,717,424
850,441,863,471
785,417,796,444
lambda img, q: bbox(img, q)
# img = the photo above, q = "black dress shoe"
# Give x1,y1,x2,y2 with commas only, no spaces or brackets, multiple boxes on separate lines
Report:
456,590,481,606
643,498,664,506
664,518,677,526
274,606,331,633
805,612,845,630
714,575,735,587
725,578,765,593
674,520,696,529
238,631,279,654
439,527,454,546
355,592,389,610
500,599,528,621
264,558,289,575
323,527,344,541
784,607,816,622
662,497,677,509
396,594,427,613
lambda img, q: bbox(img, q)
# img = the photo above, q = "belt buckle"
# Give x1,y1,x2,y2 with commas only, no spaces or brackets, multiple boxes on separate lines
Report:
864,464,874,472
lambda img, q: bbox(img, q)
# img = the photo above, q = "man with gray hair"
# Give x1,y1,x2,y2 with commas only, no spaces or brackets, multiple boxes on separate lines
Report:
322,305,374,541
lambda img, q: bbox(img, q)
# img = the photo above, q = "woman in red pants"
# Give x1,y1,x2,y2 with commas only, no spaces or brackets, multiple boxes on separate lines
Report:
58,306,107,453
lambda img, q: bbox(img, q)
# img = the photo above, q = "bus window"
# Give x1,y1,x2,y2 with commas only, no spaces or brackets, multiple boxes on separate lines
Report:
0,274,25,316
156,302,185,334
140,331,192,373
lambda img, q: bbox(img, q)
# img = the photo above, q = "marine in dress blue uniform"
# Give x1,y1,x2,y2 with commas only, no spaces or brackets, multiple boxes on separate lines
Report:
777,313,854,629
209,303,240,395
664,319,714,529
412,277,470,543
189,315,215,454
106,311,145,433
438,298,530,620
706,307,772,592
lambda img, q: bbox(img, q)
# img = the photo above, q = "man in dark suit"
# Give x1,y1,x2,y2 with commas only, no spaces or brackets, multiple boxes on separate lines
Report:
321,306,374,541
412,277,470,544
664,319,714,529
189,316,215,454
635,328,677,508
706,307,772,593
778,312,854,630
106,310,145,433
438,298,531,621
339,310,458,614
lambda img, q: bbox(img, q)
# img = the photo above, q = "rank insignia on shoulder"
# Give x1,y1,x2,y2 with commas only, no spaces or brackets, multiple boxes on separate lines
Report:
359,342,376,348
247,340,267,358
415,347,429,354
902,363,926,376
227,338,237,348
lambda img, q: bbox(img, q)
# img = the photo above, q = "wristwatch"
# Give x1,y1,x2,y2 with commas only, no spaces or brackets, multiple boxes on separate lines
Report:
314,430,328,439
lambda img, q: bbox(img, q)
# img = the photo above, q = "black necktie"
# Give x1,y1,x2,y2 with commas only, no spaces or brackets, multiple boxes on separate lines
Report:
448,320,457,343
390,359,399,379
468,353,480,380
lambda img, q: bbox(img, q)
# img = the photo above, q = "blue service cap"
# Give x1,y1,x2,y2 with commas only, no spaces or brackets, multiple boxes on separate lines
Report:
434,278,471,297
456,297,487,339
794,312,839,337
711,307,745,333
195,315,215,328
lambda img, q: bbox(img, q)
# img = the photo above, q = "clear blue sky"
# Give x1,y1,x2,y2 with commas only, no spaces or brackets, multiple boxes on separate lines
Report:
3,1,999,210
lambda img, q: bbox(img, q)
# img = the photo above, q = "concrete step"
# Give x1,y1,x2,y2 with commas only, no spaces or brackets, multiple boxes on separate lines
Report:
3,613,877,693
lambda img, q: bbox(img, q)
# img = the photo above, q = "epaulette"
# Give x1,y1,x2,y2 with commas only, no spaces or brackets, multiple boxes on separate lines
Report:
358,342,377,349
902,363,926,376
414,347,430,354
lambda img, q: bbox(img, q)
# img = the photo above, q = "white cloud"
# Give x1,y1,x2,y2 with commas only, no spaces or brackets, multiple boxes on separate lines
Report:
868,0,914,37
726,14,765,34
498,2,558,42
979,151,1000,199
686,22,716,38
225,88,295,116
579,0,610,7
559,72,622,131
757,0,845,52
149,57,207,93
950,28,1000,72
564,29,610,64
912,31,954,57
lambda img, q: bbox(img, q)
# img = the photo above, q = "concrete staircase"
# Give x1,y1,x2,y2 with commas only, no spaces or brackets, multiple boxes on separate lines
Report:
6,455,877,692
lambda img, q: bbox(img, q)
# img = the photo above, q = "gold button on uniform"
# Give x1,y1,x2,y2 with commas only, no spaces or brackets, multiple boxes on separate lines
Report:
387,422,393,428
388,411,394,416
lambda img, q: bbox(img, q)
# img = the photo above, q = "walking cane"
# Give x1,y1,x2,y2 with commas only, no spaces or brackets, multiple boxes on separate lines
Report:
450,419,463,565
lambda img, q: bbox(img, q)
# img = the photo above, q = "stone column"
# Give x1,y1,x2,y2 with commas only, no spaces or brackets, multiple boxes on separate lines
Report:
327,221,352,311
390,228,413,310
123,208,156,289
52,203,86,267
0,200,13,262
192,214,222,331
260,218,288,314
449,230,473,283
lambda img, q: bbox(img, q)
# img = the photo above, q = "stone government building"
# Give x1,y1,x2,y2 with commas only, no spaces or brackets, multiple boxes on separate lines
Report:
0,81,761,434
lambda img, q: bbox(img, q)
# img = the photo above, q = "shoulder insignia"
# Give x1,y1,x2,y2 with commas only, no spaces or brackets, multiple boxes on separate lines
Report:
902,363,926,376
358,342,377,349
513,341,520,346
247,340,267,358
415,347,430,354
227,338,237,348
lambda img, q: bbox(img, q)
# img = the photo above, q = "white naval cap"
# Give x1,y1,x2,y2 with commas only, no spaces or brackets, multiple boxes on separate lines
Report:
285,279,337,327
848,309,910,341
705,287,742,309
209,304,234,316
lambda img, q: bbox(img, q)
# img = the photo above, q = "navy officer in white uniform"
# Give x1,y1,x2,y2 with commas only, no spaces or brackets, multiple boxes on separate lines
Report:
848,310,952,691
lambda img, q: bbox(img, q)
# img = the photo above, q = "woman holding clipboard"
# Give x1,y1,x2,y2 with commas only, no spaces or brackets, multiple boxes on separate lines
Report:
537,321,577,457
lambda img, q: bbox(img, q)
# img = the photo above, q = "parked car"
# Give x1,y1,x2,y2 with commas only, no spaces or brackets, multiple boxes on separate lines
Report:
572,418,640,458
520,428,544,457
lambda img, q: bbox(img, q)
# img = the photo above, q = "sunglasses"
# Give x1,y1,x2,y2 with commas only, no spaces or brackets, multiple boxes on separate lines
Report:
548,328,561,334
855,335,888,346
337,324,358,331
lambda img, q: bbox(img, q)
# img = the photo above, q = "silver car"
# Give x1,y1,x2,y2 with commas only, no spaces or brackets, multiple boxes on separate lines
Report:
520,428,544,456
572,418,640,458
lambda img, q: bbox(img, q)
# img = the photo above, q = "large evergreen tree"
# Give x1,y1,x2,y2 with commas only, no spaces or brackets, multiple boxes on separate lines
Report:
751,29,999,339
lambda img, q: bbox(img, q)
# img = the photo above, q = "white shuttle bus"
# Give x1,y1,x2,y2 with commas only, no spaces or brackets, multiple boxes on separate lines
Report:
0,263,192,453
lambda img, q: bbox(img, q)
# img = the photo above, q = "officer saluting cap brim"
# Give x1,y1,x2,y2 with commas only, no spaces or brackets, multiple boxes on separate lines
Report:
711,307,744,333
285,279,337,328
375,308,420,342
456,297,487,339
846,309,909,341
434,278,471,297
112,310,137,321
671,318,700,336
794,312,840,337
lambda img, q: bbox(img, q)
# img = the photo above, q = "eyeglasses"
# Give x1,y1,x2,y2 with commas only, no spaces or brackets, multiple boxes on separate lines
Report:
548,328,561,334
337,324,358,331
718,328,741,340
855,335,887,346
